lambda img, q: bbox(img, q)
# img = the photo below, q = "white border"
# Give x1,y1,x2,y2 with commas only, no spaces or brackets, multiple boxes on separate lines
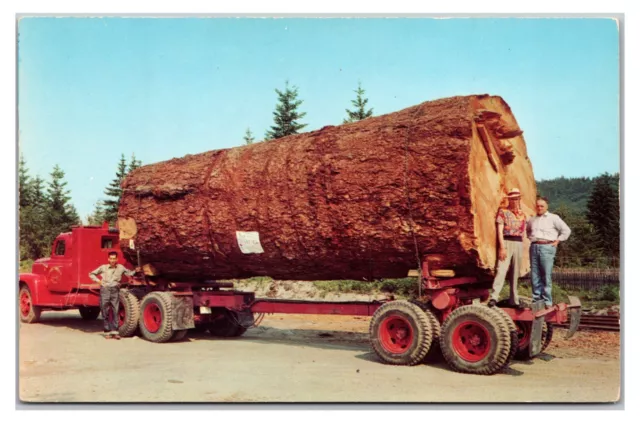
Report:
4,0,637,419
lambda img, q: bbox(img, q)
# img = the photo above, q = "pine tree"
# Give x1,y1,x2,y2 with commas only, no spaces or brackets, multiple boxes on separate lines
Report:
47,165,72,219
19,154,33,208
128,153,142,173
30,176,45,204
265,81,307,140
586,173,620,258
103,154,128,224
43,165,80,252
243,128,256,145
344,82,374,124
87,201,107,225
554,204,602,267
19,163,46,260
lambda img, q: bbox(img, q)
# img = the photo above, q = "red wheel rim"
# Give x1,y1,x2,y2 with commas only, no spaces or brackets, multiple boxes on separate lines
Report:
20,291,31,317
451,320,491,362
516,321,532,349
143,302,162,333
379,315,414,354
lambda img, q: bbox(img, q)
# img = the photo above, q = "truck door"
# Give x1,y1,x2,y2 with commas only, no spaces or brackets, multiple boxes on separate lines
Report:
46,238,73,292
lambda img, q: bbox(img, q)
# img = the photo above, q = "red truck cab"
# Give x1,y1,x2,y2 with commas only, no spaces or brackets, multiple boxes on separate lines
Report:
18,223,135,323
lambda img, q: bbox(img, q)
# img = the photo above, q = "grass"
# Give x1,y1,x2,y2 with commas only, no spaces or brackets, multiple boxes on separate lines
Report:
506,281,619,310
314,278,420,299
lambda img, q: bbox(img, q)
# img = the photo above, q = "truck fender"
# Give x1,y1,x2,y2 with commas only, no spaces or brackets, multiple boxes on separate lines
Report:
18,273,47,306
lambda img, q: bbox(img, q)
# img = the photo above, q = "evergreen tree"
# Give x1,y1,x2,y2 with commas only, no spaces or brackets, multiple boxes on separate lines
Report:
87,200,107,225
30,176,45,204
18,159,81,260
19,171,48,260
43,164,80,252
586,173,620,258
343,82,374,123
19,154,33,208
243,128,256,145
554,204,602,267
128,153,142,173
265,81,307,140
103,154,128,224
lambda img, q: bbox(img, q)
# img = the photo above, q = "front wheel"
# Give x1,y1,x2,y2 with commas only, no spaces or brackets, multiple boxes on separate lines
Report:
79,306,101,320
515,321,554,360
19,285,41,324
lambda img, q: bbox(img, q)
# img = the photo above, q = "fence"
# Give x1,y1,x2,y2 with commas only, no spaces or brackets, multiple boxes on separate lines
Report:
518,268,620,291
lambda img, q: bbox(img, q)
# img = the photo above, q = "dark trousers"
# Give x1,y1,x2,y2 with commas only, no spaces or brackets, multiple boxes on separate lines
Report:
100,286,120,332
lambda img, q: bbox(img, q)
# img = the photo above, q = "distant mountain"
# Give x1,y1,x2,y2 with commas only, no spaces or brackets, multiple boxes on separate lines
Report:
535,174,619,214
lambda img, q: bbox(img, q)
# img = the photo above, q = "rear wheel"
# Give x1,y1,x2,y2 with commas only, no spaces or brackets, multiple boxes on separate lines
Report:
492,307,519,369
19,286,41,324
515,321,554,360
118,290,141,338
207,309,253,337
440,305,512,375
79,306,101,320
369,300,432,366
170,329,188,342
138,292,175,343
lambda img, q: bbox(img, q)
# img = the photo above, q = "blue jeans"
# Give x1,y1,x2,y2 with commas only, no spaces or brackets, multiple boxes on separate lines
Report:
529,244,556,306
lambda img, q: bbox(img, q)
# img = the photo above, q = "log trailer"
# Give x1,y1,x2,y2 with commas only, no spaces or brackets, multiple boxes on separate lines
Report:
18,222,581,375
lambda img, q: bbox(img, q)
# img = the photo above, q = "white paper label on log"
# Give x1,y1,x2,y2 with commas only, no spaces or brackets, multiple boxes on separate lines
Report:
129,239,135,250
236,231,264,254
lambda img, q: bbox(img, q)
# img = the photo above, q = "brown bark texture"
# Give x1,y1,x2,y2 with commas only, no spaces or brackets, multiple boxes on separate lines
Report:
118,94,537,282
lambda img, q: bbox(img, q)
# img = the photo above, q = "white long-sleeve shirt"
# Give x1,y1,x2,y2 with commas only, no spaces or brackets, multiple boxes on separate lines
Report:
526,212,571,243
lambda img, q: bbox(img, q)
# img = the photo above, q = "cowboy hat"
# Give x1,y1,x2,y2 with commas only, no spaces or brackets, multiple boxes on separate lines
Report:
507,188,521,198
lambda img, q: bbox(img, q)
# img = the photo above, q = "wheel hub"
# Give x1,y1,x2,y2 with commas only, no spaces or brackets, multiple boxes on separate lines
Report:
452,320,491,362
379,316,413,354
20,292,31,316
143,303,162,333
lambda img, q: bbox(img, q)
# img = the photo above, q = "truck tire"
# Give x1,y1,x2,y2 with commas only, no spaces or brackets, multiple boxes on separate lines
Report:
369,300,432,366
440,304,511,375
515,321,554,360
79,306,101,320
423,307,442,361
207,309,253,337
19,285,41,324
138,291,175,343
409,300,441,361
118,290,141,338
492,307,518,369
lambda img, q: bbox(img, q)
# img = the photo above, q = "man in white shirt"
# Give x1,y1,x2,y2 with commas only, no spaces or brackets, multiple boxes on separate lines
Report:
526,197,571,308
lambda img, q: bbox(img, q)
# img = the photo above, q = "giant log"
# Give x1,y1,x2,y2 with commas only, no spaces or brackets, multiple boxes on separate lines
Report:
118,94,536,282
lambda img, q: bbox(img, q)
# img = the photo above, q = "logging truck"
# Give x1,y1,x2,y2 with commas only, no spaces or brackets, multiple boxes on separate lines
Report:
19,94,582,375
18,222,581,375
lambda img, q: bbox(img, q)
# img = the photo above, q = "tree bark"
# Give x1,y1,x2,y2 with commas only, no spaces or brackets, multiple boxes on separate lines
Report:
118,94,536,282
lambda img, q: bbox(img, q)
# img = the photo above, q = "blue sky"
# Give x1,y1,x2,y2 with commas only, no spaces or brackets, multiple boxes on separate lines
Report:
17,17,620,220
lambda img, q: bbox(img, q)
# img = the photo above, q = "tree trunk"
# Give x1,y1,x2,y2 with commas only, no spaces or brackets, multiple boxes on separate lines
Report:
118,94,536,282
